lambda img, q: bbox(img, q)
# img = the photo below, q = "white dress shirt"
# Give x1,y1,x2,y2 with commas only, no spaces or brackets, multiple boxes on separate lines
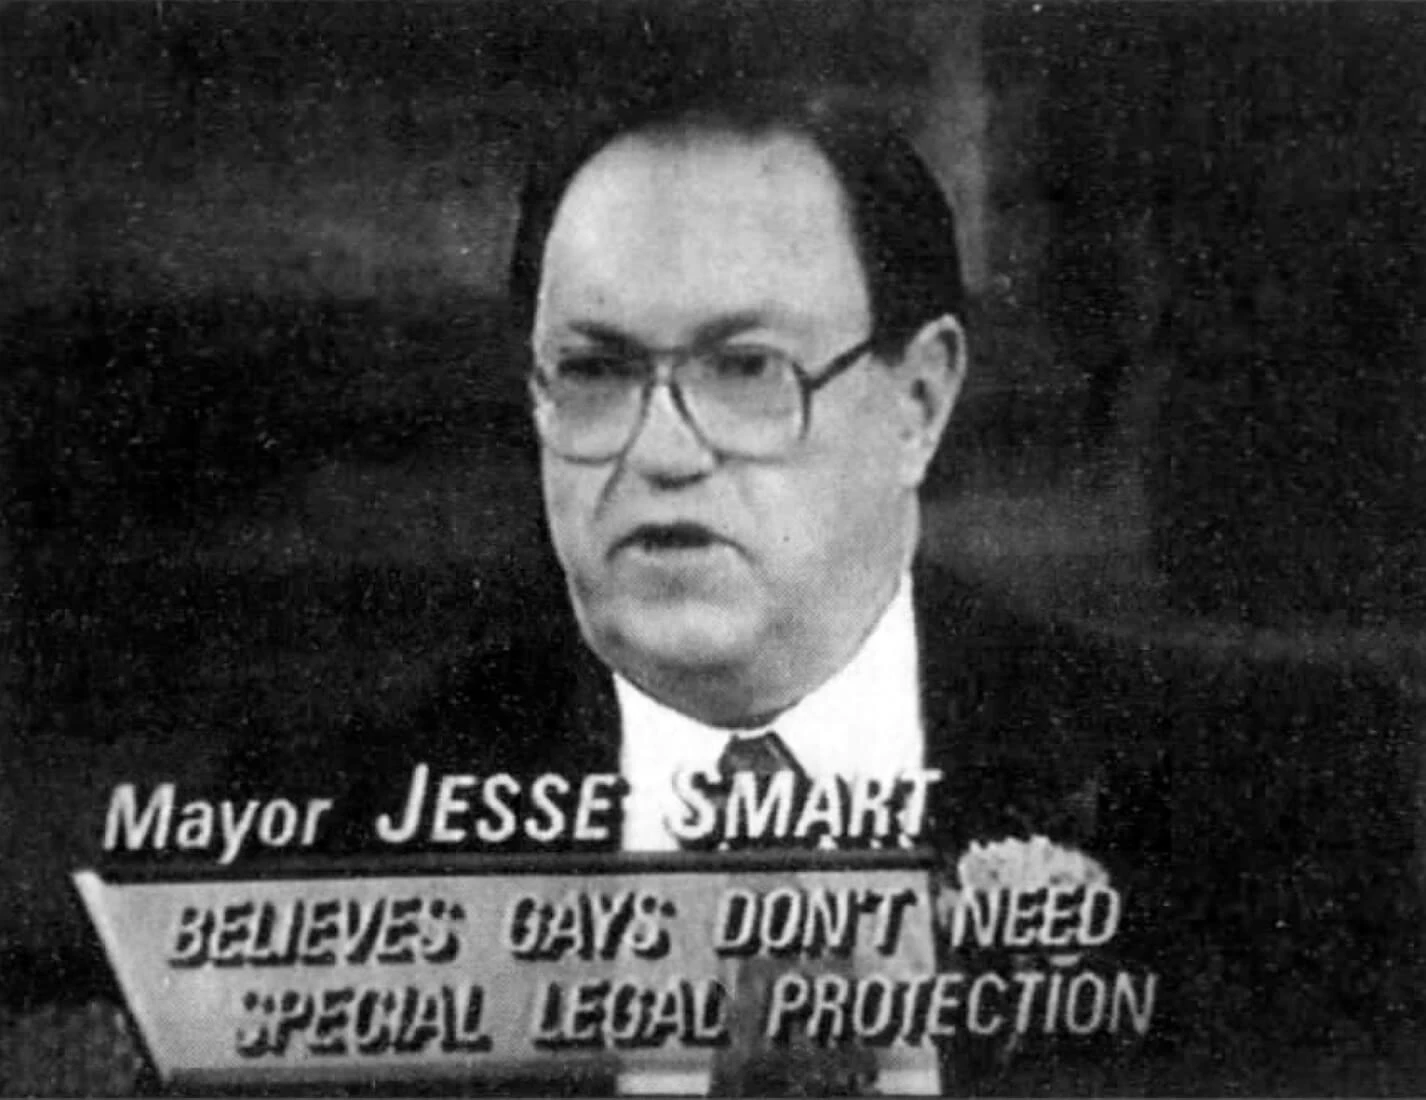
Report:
613,574,937,1096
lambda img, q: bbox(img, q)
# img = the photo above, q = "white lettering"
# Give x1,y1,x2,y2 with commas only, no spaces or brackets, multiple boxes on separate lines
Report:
104,783,174,851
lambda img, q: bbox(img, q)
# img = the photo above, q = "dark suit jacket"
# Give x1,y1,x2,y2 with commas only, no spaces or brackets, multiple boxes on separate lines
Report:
11,557,1424,1095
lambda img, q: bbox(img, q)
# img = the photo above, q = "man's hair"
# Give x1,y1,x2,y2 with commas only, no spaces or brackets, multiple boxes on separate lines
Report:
508,83,965,357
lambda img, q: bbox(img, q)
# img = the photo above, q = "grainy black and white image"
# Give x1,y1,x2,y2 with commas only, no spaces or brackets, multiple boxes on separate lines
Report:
1,1,1423,1095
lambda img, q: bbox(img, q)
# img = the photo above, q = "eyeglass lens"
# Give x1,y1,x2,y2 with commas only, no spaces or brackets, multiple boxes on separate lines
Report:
535,351,805,460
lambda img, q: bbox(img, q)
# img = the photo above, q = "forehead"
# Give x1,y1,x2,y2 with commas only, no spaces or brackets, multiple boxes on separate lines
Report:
535,130,871,343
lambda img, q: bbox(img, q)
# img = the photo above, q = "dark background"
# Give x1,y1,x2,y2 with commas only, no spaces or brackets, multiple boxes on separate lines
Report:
1,0,1423,1079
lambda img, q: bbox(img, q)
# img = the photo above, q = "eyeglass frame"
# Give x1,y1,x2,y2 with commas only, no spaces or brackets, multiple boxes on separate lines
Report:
527,334,879,464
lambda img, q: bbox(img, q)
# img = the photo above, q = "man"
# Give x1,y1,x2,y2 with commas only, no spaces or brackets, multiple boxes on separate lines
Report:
515,91,965,851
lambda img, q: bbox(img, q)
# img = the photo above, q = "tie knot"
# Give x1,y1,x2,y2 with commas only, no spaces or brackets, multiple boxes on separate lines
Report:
718,730,804,782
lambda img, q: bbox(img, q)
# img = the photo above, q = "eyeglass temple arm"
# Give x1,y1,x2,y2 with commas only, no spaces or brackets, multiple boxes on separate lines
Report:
801,337,878,395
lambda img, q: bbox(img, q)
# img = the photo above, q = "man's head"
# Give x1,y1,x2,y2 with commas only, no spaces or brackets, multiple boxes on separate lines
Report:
511,89,967,726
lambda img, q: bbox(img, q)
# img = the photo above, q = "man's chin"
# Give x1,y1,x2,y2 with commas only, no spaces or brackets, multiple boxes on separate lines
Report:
589,597,758,676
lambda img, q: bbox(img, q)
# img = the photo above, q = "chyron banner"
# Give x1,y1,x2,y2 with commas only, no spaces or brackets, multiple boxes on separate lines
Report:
73,863,942,1090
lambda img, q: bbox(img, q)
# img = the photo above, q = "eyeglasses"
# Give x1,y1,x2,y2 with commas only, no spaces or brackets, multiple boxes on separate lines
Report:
529,336,875,463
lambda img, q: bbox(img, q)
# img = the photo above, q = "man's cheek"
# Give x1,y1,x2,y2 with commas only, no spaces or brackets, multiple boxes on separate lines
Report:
542,474,599,567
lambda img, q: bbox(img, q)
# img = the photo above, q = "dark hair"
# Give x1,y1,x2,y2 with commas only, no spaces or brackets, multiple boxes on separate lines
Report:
508,83,965,357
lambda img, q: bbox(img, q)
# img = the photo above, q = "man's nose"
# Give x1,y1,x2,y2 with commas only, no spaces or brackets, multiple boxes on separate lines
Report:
622,382,717,483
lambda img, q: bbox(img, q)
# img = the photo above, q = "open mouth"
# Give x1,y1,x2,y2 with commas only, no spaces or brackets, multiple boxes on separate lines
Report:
622,522,722,553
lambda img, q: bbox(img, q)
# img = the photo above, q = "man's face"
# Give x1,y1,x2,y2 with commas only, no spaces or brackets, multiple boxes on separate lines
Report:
533,130,929,721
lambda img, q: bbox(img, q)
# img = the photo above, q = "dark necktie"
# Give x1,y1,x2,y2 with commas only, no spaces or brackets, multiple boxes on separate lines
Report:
719,730,806,795
704,732,877,1097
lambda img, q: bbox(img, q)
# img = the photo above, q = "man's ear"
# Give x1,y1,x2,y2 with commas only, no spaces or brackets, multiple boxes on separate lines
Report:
893,313,967,489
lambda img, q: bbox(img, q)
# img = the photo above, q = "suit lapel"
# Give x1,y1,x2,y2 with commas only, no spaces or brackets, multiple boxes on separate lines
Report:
559,631,623,778
913,559,1109,857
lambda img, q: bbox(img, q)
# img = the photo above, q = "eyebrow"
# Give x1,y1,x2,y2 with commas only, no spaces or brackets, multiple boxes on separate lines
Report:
557,311,789,350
